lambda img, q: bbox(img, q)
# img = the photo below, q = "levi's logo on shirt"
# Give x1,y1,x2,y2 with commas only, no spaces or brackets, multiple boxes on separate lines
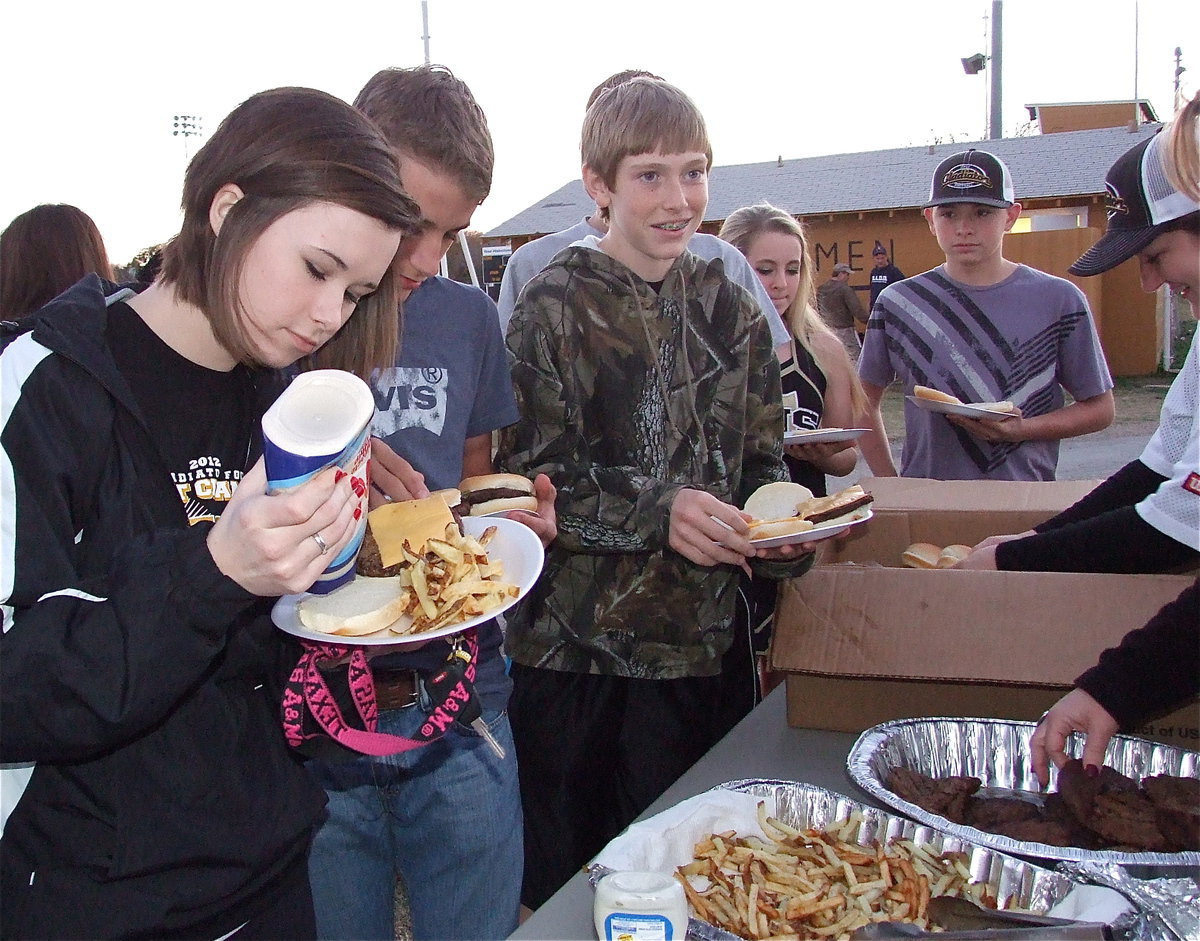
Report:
1183,472,1200,497
371,366,449,438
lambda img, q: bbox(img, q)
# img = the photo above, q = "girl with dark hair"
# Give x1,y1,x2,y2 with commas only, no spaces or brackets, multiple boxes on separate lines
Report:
0,203,112,318
0,87,417,938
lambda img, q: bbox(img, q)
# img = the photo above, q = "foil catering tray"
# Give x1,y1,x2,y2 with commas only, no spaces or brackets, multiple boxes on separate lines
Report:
847,717,1200,867
715,779,1091,915
589,778,1115,941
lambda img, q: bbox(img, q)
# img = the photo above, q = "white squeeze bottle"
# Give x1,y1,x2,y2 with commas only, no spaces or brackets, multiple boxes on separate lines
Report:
593,871,688,941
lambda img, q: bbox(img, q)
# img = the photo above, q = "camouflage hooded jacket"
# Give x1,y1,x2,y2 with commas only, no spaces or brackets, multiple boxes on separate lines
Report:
497,242,805,679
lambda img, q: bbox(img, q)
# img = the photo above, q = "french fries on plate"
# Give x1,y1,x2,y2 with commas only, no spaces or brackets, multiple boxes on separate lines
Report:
390,523,519,635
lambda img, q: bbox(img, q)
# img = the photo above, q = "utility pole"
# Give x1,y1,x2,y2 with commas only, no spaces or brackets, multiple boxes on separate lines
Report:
1175,47,1187,112
422,1,431,65
1133,0,1140,130
988,0,1002,139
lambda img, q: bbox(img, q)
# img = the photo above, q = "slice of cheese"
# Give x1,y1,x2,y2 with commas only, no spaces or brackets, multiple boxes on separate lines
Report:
368,495,455,568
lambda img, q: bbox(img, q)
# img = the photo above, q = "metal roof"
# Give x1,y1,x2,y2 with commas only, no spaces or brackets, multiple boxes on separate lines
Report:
484,124,1162,239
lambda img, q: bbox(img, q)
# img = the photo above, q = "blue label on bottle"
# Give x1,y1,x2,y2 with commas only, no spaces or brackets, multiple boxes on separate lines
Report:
603,911,673,941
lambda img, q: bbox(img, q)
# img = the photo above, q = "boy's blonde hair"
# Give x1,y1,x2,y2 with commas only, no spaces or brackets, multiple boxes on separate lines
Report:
581,77,711,208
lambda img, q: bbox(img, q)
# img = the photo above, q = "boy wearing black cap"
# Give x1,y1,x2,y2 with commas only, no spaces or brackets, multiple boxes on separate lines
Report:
858,148,1115,480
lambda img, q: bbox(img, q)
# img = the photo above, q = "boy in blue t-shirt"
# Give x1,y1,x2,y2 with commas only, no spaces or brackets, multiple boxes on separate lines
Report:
305,65,556,941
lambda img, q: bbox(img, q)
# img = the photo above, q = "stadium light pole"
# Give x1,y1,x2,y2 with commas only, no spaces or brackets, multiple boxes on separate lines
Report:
172,114,203,161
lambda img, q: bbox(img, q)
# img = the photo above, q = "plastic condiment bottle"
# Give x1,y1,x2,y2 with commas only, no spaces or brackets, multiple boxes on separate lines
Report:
593,870,687,941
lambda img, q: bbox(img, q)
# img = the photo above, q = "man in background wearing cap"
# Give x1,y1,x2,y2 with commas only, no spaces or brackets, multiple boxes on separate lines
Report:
864,242,905,346
868,241,906,309
857,148,1115,480
817,262,867,358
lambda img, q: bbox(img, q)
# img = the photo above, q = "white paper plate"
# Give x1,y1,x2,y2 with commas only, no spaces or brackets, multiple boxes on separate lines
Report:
272,515,544,646
782,427,869,445
907,395,1016,421
749,508,872,549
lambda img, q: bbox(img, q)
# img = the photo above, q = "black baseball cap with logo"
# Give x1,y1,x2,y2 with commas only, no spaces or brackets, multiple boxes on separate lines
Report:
1069,132,1200,276
925,149,1015,209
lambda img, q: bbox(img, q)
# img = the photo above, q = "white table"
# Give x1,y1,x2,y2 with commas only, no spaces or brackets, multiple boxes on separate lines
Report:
508,685,864,940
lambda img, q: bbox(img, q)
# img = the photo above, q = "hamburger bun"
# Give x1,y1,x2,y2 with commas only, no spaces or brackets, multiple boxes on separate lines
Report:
458,473,537,516
297,576,407,636
743,481,814,521
430,487,462,510
937,544,972,568
913,385,963,406
747,516,816,541
901,542,943,569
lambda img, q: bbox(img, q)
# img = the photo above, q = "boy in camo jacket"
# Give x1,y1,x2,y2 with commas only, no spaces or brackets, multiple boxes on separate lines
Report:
497,77,814,909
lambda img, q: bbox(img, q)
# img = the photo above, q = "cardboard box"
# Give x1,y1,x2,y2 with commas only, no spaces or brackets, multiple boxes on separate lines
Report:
818,477,1103,565
771,478,1199,748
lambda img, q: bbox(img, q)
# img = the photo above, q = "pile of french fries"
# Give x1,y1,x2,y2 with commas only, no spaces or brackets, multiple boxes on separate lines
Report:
674,803,1001,940
392,523,520,634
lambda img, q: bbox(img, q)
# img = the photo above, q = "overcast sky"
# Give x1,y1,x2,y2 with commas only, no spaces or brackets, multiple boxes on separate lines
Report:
1,0,1192,263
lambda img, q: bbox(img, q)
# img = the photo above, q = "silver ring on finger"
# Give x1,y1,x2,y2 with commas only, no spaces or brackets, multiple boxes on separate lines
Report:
312,532,329,555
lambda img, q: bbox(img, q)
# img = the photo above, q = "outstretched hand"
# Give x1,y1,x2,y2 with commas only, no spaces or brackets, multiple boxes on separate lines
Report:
954,530,1037,569
1030,688,1119,789
784,439,853,469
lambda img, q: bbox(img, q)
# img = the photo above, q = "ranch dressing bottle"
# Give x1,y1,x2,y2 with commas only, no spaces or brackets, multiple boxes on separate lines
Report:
593,871,687,941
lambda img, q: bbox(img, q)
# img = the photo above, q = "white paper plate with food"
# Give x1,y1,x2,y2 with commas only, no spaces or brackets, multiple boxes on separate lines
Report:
782,427,870,445
586,779,1129,941
907,395,1016,421
749,507,872,548
273,515,543,646
742,481,874,549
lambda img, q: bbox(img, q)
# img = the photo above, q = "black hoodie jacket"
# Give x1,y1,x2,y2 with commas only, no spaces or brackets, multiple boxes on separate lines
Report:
0,276,325,938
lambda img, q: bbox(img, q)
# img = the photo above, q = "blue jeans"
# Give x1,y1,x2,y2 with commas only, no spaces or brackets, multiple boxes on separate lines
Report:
306,700,522,941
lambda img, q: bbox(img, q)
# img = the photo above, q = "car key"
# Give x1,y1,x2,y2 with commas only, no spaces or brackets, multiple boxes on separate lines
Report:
427,648,506,759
